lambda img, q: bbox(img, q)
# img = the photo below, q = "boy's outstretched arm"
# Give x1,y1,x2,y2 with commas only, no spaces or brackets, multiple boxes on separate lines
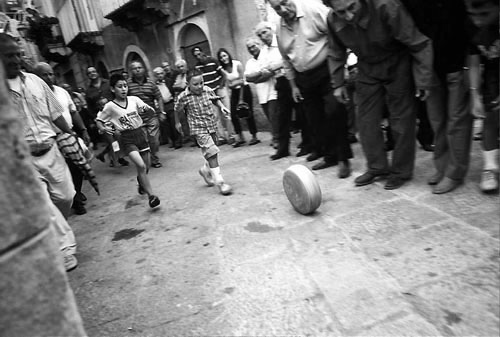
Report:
214,99,231,120
174,100,184,135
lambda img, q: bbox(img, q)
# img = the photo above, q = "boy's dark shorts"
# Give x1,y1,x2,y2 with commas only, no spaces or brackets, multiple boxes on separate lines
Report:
120,128,150,155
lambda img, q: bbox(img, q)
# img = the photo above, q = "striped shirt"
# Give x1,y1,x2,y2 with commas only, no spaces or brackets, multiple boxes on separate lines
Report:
127,77,161,119
7,72,64,148
174,86,219,136
195,56,223,90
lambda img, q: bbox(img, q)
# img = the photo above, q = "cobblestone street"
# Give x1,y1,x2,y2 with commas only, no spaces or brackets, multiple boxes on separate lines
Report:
68,132,499,336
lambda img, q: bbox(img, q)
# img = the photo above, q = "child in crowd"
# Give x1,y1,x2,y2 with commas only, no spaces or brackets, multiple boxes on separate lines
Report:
94,97,129,167
96,74,161,208
174,69,233,195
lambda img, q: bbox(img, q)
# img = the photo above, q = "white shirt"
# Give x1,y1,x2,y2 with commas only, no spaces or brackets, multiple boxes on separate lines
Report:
245,57,277,105
157,82,173,103
53,85,75,129
7,72,63,146
225,60,246,88
97,96,149,132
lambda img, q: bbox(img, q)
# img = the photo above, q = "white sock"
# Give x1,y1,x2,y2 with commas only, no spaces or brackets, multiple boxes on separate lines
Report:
210,166,223,183
483,149,499,171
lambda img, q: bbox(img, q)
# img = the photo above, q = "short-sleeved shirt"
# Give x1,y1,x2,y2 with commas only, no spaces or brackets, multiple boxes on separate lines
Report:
127,77,161,118
195,56,223,90
275,0,330,79
96,96,150,132
244,57,277,104
7,72,64,147
53,85,76,130
174,86,219,136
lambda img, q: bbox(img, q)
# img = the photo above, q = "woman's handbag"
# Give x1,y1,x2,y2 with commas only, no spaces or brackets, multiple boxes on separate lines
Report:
235,86,250,119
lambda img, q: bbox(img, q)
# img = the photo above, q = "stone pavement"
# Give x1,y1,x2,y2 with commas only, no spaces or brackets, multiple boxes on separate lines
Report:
68,132,499,336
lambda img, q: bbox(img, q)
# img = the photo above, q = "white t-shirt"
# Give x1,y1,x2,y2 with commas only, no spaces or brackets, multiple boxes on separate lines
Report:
53,85,75,129
245,57,277,105
225,60,246,88
97,96,150,132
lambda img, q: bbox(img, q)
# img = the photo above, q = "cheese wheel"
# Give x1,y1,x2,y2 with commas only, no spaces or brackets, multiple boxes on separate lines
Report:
283,164,322,215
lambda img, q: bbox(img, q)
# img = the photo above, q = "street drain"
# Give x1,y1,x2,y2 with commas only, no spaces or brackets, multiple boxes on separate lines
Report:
112,228,145,241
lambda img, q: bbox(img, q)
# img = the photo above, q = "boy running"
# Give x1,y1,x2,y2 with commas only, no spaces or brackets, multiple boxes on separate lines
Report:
96,74,161,208
175,69,233,195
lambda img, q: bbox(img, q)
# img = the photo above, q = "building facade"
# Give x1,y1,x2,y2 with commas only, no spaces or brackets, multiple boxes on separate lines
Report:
32,0,280,91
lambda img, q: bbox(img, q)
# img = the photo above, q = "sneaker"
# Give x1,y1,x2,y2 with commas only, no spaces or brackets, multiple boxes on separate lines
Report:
216,181,233,195
151,162,162,168
199,166,215,186
63,254,78,272
480,170,499,193
148,195,160,208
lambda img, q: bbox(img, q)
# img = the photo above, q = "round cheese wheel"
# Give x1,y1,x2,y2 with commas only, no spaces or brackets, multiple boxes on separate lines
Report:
283,164,322,215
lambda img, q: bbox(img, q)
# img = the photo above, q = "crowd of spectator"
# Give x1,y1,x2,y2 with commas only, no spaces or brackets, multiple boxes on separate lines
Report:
1,0,498,272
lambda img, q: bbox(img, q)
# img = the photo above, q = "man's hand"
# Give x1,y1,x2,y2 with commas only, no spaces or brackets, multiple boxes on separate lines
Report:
333,86,349,104
471,95,486,119
81,130,91,145
158,112,167,122
175,122,183,135
221,106,231,120
415,88,430,101
291,86,303,103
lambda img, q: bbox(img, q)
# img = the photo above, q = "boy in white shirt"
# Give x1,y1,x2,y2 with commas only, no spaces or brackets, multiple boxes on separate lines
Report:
96,74,161,208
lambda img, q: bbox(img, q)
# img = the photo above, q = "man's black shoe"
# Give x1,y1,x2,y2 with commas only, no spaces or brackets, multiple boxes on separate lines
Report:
421,143,435,152
384,175,409,190
270,152,289,160
354,171,389,186
312,161,336,170
296,148,310,157
306,152,322,162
